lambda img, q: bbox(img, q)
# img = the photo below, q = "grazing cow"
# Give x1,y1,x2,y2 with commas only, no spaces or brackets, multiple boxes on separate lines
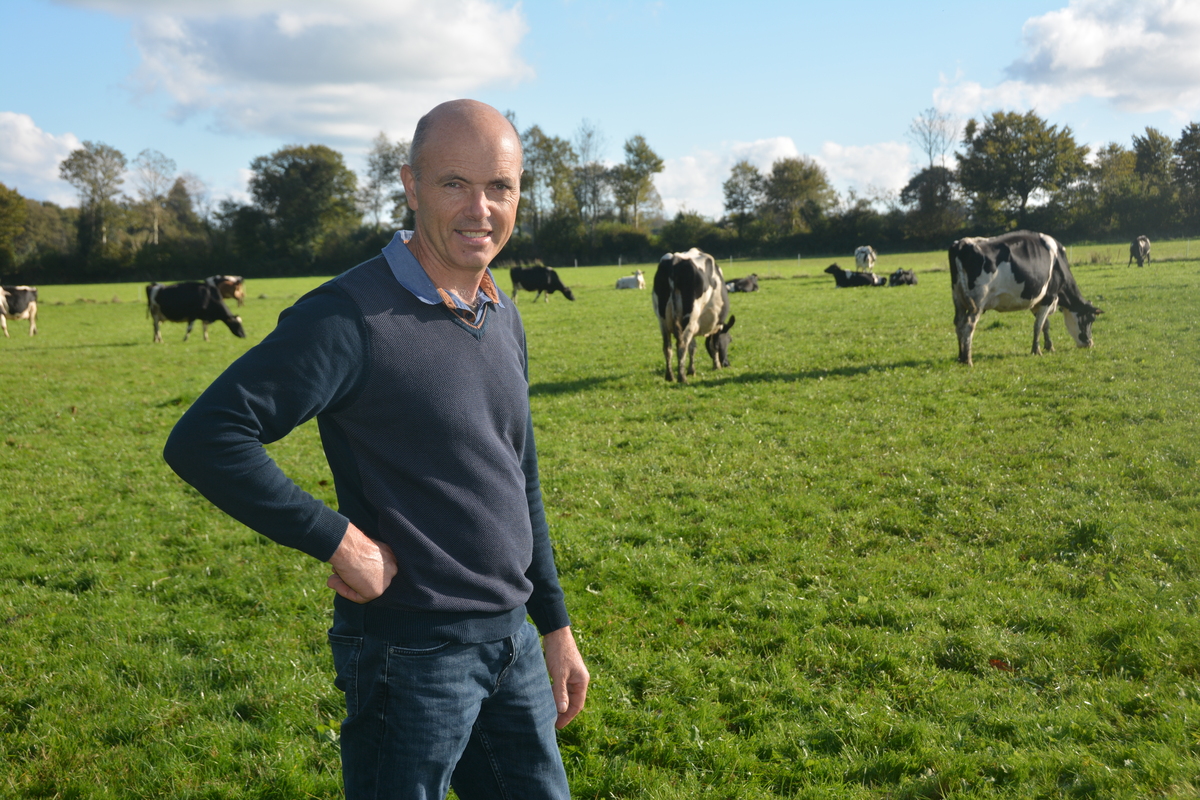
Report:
207,274,245,306
889,268,918,286
0,285,38,337
615,270,645,290
510,265,575,302
725,273,759,293
653,248,734,383
1128,236,1151,268
146,281,246,343
855,245,877,273
949,230,1102,366
824,263,887,287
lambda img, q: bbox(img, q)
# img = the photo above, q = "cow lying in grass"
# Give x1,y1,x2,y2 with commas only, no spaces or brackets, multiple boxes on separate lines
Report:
825,263,886,287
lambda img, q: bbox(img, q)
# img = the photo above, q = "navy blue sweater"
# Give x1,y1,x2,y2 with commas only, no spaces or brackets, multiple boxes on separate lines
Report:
164,255,570,643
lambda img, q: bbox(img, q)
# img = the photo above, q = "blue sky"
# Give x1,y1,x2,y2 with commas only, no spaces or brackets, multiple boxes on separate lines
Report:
3,0,1198,217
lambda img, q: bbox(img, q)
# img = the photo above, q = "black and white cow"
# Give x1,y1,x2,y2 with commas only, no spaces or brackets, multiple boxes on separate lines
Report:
949,230,1102,366
725,274,759,293
855,245,877,273
653,248,734,383
0,285,38,337
510,265,575,302
824,263,886,287
888,268,918,286
207,274,245,306
1128,236,1151,268
146,281,246,343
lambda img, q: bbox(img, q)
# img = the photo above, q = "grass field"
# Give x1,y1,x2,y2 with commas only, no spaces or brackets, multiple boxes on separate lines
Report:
2,240,1199,798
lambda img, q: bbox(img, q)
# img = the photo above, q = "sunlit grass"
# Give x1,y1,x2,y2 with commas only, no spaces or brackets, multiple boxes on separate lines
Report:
2,247,1199,798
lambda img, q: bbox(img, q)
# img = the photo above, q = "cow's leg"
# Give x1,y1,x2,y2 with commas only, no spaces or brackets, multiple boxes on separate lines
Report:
538,291,547,303
1031,304,1055,355
202,321,210,341
153,315,163,343
183,320,194,341
661,328,675,382
684,335,698,379
27,304,36,335
954,305,979,365
0,315,8,339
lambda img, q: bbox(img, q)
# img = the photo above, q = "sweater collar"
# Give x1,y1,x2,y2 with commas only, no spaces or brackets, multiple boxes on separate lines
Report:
381,230,505,317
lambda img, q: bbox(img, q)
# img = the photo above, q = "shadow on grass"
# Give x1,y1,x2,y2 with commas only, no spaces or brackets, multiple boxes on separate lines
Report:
698,358,945,386
11,341,147,351
530,375,623,397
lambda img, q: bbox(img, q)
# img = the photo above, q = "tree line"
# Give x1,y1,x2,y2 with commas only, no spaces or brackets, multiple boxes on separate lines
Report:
3,109,1200,284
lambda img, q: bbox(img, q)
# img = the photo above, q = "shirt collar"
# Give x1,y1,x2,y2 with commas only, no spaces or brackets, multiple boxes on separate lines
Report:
381,230,505,313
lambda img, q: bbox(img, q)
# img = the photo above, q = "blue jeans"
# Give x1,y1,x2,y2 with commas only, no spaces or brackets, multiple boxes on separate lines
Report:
328,619,571,800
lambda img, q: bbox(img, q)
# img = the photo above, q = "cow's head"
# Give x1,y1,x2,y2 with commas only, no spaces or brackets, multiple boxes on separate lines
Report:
224,315,247,338
1063,303,1102,348
559,285,576,301
705,315,736,367
824,263,841,275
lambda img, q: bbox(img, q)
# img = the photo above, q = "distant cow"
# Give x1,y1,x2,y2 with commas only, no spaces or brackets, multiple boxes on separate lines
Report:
146,281,246,343
825,263,886,287
0,285,38,337
725,274,759,293
616,270,645,290
949,230,1102,366
855,245,877,273
653,248,734,383
889,268,918,286
1128,236,1151,268
207,274,245,306
510,266,575,302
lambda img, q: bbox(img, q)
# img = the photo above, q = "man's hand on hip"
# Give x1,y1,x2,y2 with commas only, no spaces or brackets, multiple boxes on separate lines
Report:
327,522,398,603
542,626,589,729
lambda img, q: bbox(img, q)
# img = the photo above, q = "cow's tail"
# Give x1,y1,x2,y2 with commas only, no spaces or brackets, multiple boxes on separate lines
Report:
146,284,161,318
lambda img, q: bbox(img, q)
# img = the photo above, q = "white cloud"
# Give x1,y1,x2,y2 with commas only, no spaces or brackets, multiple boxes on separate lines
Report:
935,0,1200,119
61,0,532,142
817,141,912,198
658,137,799,218
658,137,913,218
0,113,83,204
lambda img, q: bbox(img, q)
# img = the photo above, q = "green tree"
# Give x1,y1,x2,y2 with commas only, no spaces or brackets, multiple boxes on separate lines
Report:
957,110,1089,230
0,182,27,272
358,132,409,232
520,125,576,237
58,140,127,254
610,135,663,229
763,156,836,234
658,209,726,255
723,160,766,237
131,148,176,245
249,144,359,262
572,120,609,244
900,165,963,241
1175,122,1200,227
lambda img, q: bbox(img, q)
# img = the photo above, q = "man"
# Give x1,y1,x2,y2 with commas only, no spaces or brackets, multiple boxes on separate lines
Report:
164,99,588,800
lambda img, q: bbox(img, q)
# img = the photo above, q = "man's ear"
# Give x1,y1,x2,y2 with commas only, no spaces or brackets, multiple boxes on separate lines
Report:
400,164,419,210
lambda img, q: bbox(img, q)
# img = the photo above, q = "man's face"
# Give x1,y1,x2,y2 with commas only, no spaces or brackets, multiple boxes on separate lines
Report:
401,115,522,276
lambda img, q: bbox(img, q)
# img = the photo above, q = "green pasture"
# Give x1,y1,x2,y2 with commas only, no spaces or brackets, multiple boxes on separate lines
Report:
2,244,1199,798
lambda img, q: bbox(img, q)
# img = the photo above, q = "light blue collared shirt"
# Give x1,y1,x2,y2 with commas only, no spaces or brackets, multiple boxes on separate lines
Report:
381,230,505,326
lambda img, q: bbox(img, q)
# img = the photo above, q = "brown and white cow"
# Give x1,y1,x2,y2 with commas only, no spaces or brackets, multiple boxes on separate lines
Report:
0,286,38,337
147,281,246,343
206,275,246,306
949,230,1102,365
653,248,734,383
1128,236,1151,268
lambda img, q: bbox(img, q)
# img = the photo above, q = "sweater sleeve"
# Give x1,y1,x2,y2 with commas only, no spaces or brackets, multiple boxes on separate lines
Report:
163,284,369,562
518,334,572,635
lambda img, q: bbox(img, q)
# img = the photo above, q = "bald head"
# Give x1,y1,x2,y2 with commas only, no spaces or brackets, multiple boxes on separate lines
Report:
408,99,522,180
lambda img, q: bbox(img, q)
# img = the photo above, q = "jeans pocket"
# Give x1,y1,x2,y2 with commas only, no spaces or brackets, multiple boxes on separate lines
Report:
387,640,454,657
328,633,363,718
